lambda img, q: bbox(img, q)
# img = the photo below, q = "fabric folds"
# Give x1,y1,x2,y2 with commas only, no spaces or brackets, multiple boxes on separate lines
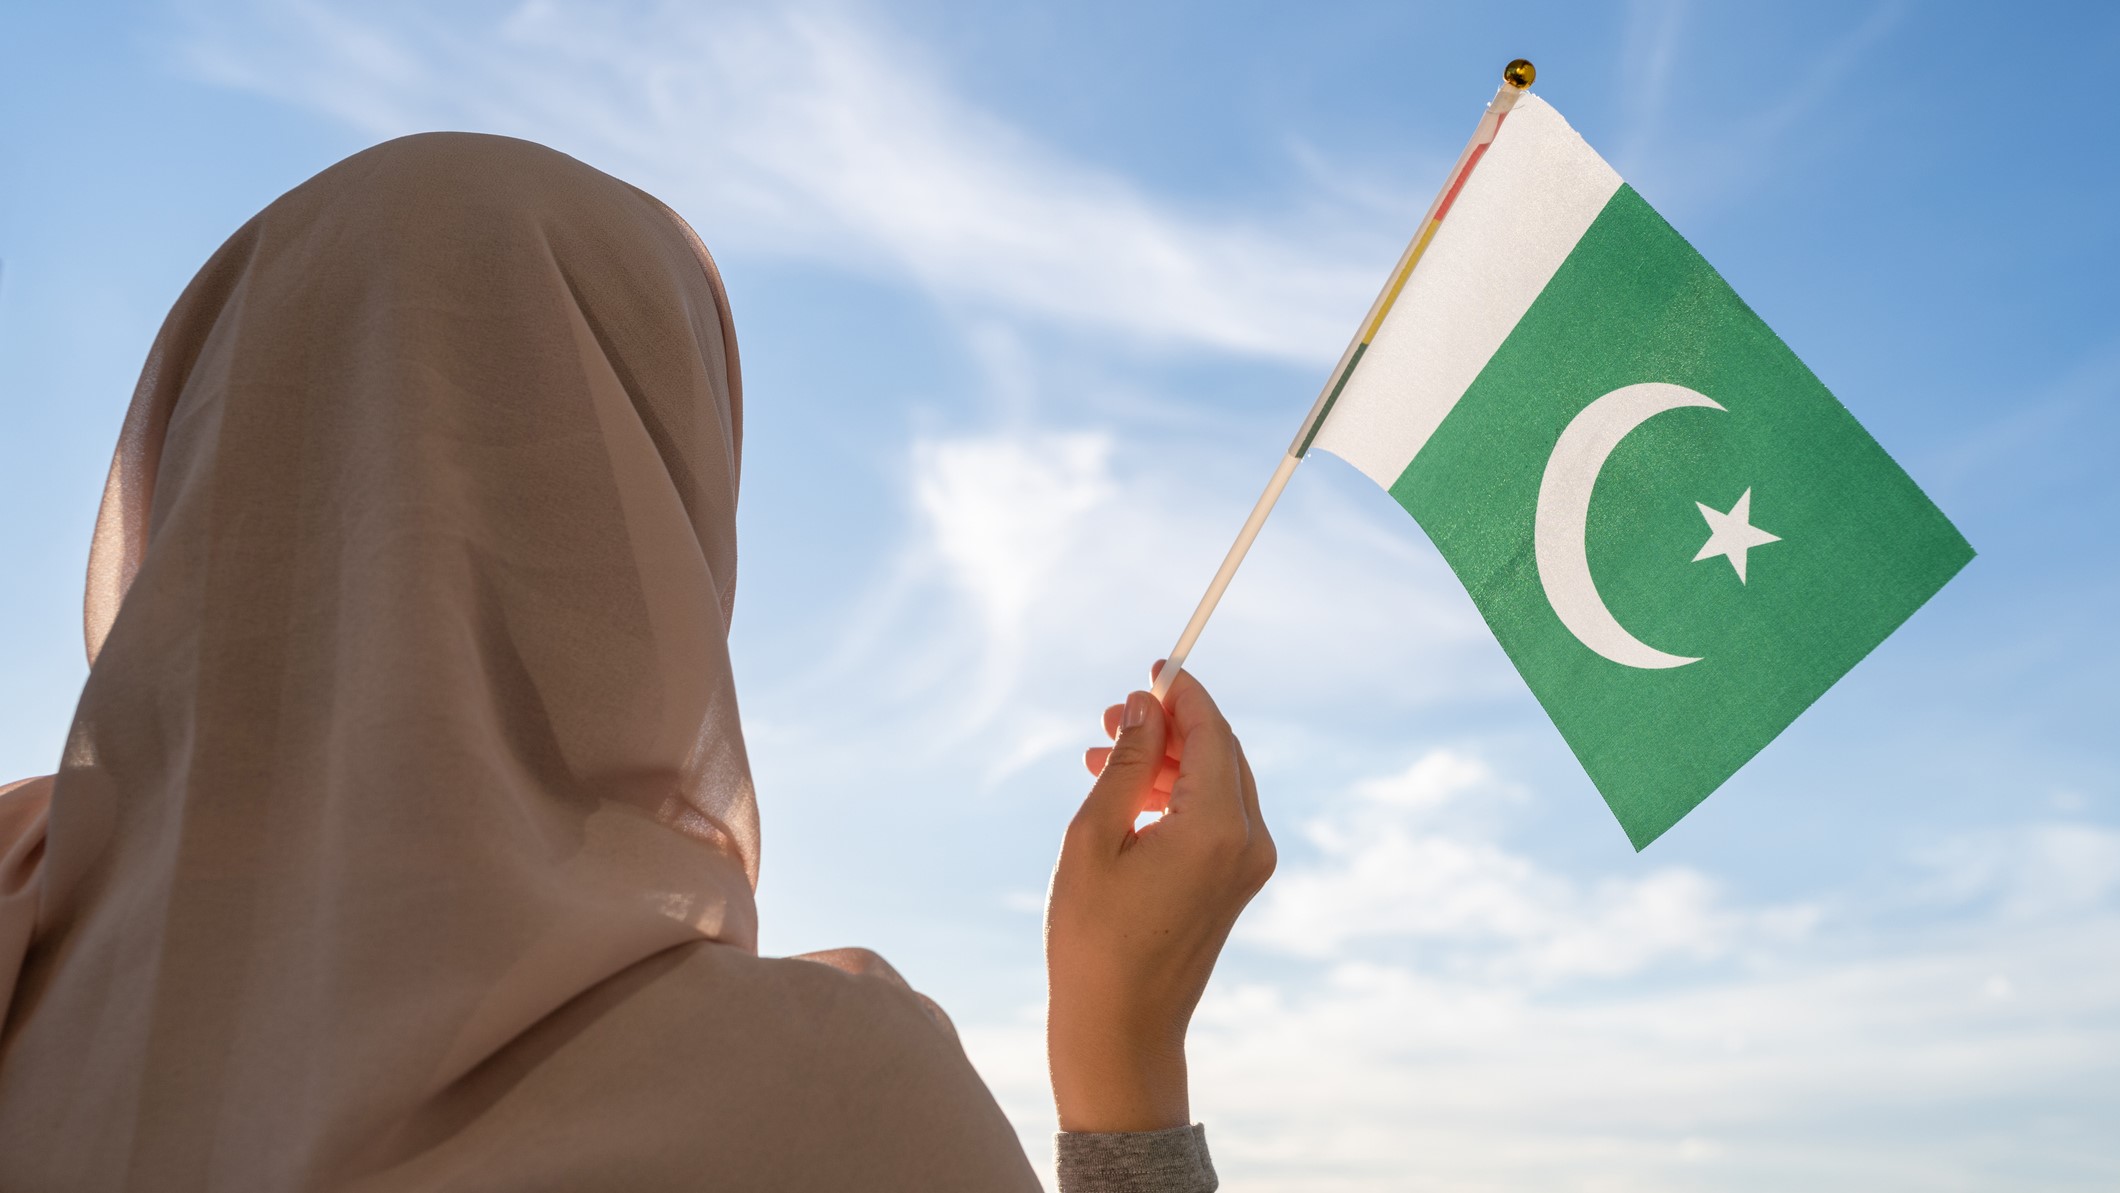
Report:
0,132,1037,1192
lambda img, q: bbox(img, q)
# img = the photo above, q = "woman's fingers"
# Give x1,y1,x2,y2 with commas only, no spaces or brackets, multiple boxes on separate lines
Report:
1156,669,1244,824
1081,667,1229,831
1100,694,1185,784
1069,691,1172,851
1094,667,1235,814
1083,747,1179,795
1086,746,1183,776
1105,702,1185,760
1157,665,1224,731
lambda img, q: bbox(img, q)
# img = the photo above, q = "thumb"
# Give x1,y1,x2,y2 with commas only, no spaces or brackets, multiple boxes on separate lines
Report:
1069,691,1168,849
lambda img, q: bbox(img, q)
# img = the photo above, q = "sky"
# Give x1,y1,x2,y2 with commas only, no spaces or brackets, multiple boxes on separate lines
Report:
3,1,2117,1189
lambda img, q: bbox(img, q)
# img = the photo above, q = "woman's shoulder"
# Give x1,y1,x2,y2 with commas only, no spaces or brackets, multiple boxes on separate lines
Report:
425,939,1042,1191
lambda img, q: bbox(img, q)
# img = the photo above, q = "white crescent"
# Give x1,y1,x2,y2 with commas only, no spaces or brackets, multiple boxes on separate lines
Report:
1534,382,1724,669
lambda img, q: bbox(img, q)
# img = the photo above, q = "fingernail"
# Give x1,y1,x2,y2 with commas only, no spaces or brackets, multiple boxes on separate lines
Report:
1122,692,1151,730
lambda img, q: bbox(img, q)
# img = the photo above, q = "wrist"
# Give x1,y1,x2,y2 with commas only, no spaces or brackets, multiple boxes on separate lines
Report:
1049,1012,1190,1133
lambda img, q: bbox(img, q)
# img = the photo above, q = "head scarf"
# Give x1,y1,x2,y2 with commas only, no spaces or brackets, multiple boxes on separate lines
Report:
0,132,1037,1191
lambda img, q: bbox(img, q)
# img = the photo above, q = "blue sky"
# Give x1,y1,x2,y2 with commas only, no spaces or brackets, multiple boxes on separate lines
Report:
4,1,2117,1188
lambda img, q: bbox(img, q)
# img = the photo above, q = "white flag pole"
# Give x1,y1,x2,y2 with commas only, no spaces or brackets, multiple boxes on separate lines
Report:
1148,59,1536,703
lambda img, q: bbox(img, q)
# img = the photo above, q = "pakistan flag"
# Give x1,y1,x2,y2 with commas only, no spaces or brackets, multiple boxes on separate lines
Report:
1308,93,1973,848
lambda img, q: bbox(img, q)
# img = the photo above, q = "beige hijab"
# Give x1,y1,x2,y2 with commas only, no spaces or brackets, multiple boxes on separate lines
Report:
0,132,1038,1191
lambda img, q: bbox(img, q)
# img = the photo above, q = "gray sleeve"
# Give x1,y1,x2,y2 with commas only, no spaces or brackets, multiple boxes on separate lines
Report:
1054,1123,1217,1193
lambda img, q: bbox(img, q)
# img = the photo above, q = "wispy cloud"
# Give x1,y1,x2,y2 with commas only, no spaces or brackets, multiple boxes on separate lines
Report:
1617,0,1907,215
744,421,1499,798
1616,0,1690,165
179,0,1389,362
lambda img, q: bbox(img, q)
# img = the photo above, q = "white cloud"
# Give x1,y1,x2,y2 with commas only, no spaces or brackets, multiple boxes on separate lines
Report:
914,431,1115,680
1350,749,1502,811
963,750,2120,1192
1244,749,1818,980
1180,917,2120,1192
179,0,1391,362
1912,822,2120,917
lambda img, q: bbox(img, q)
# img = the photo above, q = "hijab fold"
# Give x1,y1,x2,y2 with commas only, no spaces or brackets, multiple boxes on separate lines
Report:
0,132,1038,1192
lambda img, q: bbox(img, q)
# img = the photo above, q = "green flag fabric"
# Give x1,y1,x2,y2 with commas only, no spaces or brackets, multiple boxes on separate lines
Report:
1308,94,1972,848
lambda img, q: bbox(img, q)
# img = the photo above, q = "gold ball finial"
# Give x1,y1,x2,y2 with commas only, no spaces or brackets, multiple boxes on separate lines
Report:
1503,58,1536,89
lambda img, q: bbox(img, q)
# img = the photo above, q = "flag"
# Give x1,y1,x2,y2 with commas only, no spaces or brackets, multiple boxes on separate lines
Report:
1306,94,1973,849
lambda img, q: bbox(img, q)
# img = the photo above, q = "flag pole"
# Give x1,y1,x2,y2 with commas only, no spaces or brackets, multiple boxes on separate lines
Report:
1148,58,1537,702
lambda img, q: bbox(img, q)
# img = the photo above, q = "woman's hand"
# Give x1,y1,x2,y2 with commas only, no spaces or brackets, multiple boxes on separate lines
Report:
1045,664,1275,1133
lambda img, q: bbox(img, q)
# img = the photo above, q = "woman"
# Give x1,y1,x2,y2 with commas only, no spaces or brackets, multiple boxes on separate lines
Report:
0,132,1274,1190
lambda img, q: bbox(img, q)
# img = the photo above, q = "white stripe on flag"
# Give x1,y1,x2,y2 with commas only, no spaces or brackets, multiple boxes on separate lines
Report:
1311,96,1622,489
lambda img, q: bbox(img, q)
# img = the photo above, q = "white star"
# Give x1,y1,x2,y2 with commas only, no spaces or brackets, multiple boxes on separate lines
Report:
1692,487,1781,584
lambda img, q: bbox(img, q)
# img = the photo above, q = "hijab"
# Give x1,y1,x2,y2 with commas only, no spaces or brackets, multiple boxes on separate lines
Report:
0,131,1038,1191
